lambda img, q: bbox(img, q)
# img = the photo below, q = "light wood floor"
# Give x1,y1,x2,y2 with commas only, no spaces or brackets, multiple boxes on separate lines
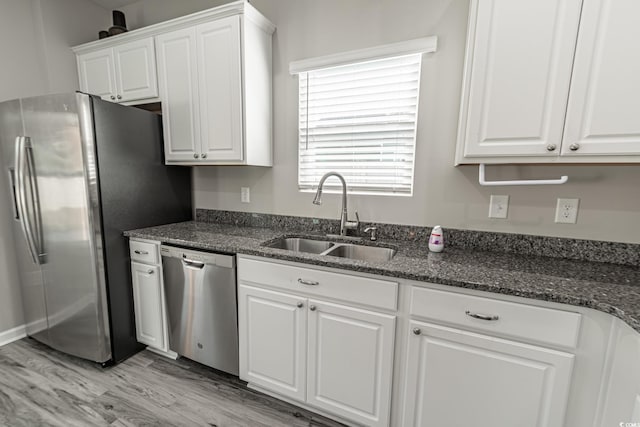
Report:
0,338,344,427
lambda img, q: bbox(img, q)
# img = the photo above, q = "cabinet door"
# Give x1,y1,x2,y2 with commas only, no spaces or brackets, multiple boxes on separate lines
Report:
459,0,583,159
402,321,574,427
131,262,165,350
77,48,116,102
562,0,640,156
113,38,158,102
196,16,244,162
307,300,395,427
238,285,307,402
155,28,201,163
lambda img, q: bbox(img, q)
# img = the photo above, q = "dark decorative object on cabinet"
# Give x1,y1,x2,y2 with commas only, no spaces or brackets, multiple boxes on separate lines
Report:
97,10,128,39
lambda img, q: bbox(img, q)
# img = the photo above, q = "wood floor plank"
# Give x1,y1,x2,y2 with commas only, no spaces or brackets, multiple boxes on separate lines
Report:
0,339,345,427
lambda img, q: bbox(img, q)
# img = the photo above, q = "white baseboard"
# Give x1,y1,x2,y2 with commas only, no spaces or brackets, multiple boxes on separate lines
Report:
0,325,27,347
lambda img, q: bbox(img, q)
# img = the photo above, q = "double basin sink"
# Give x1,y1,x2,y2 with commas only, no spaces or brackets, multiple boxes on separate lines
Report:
264,237,396,262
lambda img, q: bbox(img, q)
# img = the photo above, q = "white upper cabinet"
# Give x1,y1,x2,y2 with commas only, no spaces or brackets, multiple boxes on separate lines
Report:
155,28,201,163
112,38,159,103
156,10,274,166
76,37,158,104
73,1,274,166
197,17,244,162
456,0,640,164
458,0,582,160
562,0,640,157
77,49,117,101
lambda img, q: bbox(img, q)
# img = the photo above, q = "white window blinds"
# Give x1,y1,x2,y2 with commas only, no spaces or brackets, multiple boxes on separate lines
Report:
298,54,422,195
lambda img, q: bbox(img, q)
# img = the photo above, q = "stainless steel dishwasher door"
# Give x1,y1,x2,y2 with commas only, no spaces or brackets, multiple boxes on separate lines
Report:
160,245,239,376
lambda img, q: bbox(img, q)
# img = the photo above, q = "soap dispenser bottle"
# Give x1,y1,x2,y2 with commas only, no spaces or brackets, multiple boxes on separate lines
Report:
428,225,444,253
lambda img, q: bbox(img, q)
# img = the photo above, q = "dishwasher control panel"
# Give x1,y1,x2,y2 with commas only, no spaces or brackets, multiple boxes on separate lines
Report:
160,245,234,268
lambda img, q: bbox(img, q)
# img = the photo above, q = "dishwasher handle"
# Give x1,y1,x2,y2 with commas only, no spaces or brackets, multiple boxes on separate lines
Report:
182,258,205,269
161,245,236,269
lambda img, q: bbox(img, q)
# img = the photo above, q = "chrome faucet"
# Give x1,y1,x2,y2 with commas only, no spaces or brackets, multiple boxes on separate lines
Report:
312,172,359,236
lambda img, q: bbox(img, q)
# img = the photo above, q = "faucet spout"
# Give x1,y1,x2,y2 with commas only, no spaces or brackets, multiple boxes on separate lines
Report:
312,172,359,236
312,189,323,205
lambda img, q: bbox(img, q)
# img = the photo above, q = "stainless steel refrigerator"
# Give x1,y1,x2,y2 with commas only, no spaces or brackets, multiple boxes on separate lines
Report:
0,92,192,365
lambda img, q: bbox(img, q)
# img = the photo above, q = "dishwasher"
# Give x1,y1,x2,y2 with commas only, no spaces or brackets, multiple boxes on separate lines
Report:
160,245,239,376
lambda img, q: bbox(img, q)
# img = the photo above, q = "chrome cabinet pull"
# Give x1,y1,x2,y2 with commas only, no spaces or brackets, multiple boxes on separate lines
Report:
412,328,421,335
201,153,207,159
147,269,154,274
296,302,303,308
117,95,122,100
465,310,499,321
110,95,115,100
134,250,149,255
569,143,580,151
546,144,556,151
309,305,317,311
193,154,199,159
298,278,319,286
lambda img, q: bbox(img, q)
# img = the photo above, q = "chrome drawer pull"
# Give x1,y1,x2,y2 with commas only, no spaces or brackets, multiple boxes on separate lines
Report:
465,310,499,321
134,250,149,255
298,278,319,286
147,269,154,275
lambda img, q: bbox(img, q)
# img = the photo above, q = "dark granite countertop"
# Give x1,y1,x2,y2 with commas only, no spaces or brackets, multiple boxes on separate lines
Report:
125,221,640,333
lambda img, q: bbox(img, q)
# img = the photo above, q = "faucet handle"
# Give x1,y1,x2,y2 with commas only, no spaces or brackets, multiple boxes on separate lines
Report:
344,210,360,232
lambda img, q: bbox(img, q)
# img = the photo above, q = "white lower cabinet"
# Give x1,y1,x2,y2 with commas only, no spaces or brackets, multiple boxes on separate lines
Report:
238,285,307,402
402,320,575,427
131,262,165,349
237,256,638,427
598,318,640,426
237,257,396,427
307,300,395,426
129,239,169,353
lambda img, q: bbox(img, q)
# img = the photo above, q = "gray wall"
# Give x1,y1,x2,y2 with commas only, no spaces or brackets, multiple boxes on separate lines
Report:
123,0,640,244
0,0,109,334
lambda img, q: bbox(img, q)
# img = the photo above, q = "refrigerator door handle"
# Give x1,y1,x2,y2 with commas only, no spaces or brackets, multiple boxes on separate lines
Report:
7,168,19,220
15,136,44,265
25,138,45,261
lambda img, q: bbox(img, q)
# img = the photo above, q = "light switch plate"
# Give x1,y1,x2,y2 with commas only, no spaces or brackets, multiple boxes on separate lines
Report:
241,187,250,203
489,195,509,219
555,198,579,224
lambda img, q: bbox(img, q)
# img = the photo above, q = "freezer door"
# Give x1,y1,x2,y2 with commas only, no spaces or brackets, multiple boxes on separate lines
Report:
0,100,49,343
20,93,111,362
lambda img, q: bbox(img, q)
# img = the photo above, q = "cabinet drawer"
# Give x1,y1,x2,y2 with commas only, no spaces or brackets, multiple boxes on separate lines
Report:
129,239,159,264
410,287,581,348
238,257,398,311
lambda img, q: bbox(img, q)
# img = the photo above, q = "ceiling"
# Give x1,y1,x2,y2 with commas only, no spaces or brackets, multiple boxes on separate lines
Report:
88,0,140,10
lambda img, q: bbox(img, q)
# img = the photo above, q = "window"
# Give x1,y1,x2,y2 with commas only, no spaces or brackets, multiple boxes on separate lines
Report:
295,51,425,196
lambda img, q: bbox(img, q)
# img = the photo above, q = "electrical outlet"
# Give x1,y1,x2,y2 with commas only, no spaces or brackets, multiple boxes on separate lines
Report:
555,198,579,224
241,187,250,203
489,195,509,219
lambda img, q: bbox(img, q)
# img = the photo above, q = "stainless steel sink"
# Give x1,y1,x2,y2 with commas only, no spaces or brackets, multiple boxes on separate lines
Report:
324,244,396,262
264,237,334,254
263,236,397,262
